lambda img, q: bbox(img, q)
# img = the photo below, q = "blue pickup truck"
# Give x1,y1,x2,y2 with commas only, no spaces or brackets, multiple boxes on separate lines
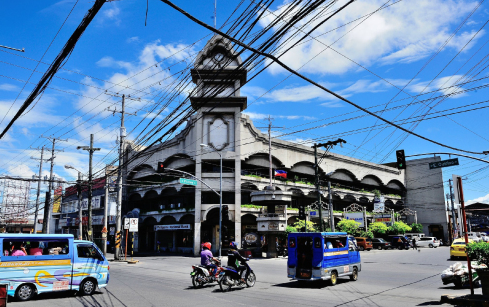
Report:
287,232,361,285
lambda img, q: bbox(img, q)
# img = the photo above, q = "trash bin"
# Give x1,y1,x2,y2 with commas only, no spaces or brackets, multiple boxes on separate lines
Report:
0,283,7,307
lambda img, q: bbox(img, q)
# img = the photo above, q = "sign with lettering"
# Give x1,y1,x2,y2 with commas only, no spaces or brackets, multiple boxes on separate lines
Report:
129,218,138,232
429,158,459,169
154,224,191,231
345,212,365,227
179,178,198,186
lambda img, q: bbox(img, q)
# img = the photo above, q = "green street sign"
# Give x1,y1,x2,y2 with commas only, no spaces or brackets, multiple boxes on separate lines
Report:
429,158,459,169
179,178,198,186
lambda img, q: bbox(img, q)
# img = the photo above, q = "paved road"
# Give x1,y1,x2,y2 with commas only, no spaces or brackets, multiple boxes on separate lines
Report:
12,246,480,307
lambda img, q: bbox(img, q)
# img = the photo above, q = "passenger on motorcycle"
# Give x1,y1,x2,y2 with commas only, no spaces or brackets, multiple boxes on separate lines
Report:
201,242,219,277
227,241,249,282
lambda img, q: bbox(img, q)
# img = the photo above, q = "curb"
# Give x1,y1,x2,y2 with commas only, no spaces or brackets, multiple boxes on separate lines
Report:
441,294,489,306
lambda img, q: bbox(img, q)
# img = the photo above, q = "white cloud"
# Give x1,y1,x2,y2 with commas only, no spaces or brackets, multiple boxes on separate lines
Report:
7,164,35,178
0,83,19,91
77,41,197,123
103,5,120,19
244,111,315,120
408,74,467,98
127,36,140,43
467,193,489,205
0,96,64,131
260,0,480,75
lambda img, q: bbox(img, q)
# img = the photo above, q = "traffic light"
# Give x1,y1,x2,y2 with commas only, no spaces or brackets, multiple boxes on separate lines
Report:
222,205,229,222
298,204,306,220
157,162,165,173
396,150,406,169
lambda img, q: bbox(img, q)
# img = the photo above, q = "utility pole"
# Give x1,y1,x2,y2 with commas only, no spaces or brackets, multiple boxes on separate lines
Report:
312,139,346,232
106,93,137,259
41,136,67,234
77,173,83,240
256,116,281,189
30,146,46,233
448,179,458,240
77,134,100,242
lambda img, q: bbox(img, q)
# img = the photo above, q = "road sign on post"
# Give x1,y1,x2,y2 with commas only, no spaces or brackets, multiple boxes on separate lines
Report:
429,158,459,169
179,178,198,186
129,218,138,232
124,218,130,230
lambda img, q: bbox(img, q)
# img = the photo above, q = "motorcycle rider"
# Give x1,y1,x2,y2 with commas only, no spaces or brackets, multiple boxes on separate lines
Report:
228,241,249,282
201,242,219,278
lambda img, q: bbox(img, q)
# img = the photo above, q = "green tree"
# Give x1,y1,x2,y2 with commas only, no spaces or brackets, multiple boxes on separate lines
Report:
388,221,412,235
293,220,317,232
369,222,388,236
337,219,360,236
410,223,423,233
358,230,374,238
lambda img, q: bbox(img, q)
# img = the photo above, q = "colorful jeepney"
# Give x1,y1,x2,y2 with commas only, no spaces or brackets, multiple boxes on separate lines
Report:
287,232,361,285
0,234,109,301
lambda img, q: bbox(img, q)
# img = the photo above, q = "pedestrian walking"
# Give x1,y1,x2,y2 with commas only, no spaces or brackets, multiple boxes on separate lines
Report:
412,238,417,250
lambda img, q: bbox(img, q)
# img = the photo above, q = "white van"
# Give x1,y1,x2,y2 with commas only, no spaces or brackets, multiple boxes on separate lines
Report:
405,233,425,240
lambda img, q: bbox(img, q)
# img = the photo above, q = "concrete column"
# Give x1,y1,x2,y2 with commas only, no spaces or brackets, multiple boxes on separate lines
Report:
234,108,242,248
194,114,203,256
172,231,176,253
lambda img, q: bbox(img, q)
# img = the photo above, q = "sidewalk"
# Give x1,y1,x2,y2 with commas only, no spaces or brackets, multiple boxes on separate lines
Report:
441,294,489,306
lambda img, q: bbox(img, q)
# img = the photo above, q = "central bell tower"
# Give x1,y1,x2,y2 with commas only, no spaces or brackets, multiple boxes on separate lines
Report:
191,35,247,256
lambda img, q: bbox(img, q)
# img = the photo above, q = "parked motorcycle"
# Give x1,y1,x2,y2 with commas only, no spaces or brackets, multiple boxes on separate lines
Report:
218,259,256,292
277,244,288,257
190,259,222,288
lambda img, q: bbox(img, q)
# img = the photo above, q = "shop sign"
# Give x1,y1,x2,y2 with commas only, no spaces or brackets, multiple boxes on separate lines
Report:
92,216,104,225
81,196,101,210
244,225,257,230
244,233,258,244
154,224,191,231
374,214,391,223
59,219,68,227
374,196,385,213
345,212,365,228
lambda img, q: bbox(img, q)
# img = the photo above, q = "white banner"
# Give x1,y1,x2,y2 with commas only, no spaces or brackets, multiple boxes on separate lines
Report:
154,224,191,231
81,196,101,211
374,196,385,212
345,212,365,227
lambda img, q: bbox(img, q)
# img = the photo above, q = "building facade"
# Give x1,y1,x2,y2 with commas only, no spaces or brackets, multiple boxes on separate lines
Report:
123,35,448,256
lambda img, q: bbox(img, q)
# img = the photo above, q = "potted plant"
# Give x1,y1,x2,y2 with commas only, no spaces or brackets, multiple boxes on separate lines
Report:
466,241,489,295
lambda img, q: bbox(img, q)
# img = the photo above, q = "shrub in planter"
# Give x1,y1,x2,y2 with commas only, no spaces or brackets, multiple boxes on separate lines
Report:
466,241,489,295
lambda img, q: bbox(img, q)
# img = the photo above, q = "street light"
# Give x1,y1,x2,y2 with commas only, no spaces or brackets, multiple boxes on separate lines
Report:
200,143,223,258
65,165,84,240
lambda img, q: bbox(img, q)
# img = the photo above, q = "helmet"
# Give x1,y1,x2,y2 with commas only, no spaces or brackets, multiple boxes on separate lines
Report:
229,241,238,249
202,242,211,250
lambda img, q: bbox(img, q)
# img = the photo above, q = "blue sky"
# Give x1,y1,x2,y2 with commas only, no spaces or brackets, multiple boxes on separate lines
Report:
1,0,489,206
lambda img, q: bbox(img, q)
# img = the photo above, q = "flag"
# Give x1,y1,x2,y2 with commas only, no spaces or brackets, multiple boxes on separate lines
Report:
274,170,287,179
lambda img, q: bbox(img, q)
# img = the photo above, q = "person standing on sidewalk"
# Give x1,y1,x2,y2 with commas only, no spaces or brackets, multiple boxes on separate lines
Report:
412,238,417,250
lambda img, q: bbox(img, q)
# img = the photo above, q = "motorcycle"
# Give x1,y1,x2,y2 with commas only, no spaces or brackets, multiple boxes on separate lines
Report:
218,259,256,292
277,244,288,257
190,259,222,288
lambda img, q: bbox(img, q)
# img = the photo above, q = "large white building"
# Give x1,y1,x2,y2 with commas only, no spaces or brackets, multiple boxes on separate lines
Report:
123,35,448,256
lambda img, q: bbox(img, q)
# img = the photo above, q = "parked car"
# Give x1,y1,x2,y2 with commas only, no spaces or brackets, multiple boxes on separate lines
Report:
355,237,373,251
450,238,474,259
416,237,440,248
371,238,391,250
467,232,482,242
405,233,425,241
390,236,411,250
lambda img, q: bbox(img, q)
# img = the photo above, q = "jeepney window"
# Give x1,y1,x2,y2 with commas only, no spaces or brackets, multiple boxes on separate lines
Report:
77,245,101,259
2,238,70,260
324,241,333,250
289,238,296,248
314,237,321,248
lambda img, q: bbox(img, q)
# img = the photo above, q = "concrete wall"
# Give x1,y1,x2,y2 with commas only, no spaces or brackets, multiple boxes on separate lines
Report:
405,156,448,240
